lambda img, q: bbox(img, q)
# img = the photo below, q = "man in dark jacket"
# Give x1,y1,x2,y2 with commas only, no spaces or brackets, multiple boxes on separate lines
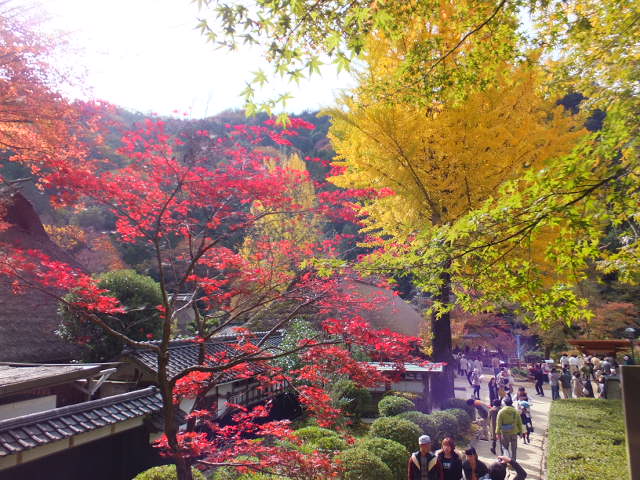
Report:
407,435,444,480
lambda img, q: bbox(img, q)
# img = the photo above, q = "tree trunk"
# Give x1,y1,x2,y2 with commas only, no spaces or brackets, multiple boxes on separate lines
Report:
159,352,194,480
430,268,454,407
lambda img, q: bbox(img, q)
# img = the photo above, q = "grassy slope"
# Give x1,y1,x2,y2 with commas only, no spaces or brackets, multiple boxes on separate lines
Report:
547,399,628,480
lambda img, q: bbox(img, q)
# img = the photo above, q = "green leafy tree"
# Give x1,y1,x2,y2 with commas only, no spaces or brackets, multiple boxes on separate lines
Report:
57,269,162,361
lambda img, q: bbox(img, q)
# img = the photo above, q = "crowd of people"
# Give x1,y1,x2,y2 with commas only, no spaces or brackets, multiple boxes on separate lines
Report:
429,348,633,479
407,434,527,480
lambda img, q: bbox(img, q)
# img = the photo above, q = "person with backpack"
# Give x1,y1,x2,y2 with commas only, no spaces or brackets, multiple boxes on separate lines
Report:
559,368,572,399
496,396,523,461
408,435,445,480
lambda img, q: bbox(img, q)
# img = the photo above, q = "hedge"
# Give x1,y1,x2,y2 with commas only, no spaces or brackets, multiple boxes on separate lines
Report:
440,398,475,419
397,411,437,439
134,465,206,480
447,408,472,432
311,435,349,452
356,437,408,480
293,426,339,443
330,378,372,420
547,399,629,480
368,416,423,452
430,411,459,444
338,448,393,480
378,395,415,417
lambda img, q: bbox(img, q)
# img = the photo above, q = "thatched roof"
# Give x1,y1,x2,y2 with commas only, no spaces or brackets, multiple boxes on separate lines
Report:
343,280,425,337
0,193,82,362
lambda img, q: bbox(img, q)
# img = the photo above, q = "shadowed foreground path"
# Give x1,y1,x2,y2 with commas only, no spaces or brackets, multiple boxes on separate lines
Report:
453,372,551,480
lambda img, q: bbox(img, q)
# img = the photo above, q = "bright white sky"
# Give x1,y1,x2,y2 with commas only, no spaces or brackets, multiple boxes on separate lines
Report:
34,0,354,118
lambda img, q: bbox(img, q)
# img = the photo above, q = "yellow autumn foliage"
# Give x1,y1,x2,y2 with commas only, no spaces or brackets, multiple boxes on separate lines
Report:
44,224,86,252
327,64,585,241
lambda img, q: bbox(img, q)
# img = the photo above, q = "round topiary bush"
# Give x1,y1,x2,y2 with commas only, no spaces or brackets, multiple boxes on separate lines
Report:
440,398,475,419
357,437,409,480
338,448,393,480
430,411,459,444
397,411,437,439
311,435,349,452
368,416,422,452
134,465,206,480
329,378,373,421
448,408,472,432
378,395,415,417
293,426,339,443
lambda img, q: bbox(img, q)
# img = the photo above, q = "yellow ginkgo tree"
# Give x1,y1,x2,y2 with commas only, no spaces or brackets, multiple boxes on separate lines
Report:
326,61,585,401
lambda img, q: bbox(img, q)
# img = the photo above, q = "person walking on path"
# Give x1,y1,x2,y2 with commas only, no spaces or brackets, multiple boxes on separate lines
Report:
517,400,534,444
496,396,523,461
463,449,528,480
560,353,569,371
460,356,470,385
571,371,584,398
488,377,499,406
487,457,528,480
488,398,501,455
549,368,561,400
569,355,579,373
462,447,489,480
471,369,481,399
436,437,464,480
408,435,444,480
473,358,483,374
491,355,501,376
560,368,572,399
532,364,545,396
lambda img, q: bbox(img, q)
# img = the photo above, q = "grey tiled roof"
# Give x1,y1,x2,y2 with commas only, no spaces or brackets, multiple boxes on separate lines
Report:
127,331,284,381
0,387,162,457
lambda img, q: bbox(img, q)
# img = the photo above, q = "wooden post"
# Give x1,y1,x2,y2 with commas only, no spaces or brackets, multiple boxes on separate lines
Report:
620,366,640,480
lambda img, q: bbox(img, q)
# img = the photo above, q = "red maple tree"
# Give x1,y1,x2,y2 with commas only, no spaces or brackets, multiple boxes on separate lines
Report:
0,109,425,478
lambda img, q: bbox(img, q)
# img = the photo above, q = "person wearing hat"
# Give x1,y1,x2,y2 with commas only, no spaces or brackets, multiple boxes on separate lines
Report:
407,435,444,480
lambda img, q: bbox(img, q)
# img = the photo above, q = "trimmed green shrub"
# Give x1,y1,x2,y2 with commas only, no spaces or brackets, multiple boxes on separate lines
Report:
368,416,422,452
357,437,409,480
378,395,415,417
547,399,629,480
293,426,339,443
58,269,162,362
338,448,393,480
440,398,475,419
397,411,437,439
311,435,348,452
430,411,459,444
134,465,206,480
329,378,372,421
524,351,544,363
448,408,472,432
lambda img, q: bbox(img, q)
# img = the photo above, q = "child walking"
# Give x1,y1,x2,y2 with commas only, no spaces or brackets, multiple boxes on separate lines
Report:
517,400,534,444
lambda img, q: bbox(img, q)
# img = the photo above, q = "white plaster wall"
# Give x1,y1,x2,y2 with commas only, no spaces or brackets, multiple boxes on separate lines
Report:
0,395,57,421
